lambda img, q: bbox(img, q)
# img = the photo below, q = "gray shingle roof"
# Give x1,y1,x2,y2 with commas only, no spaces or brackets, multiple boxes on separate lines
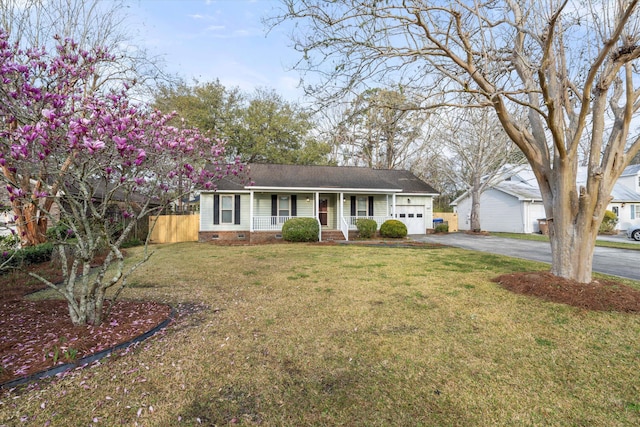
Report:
451,164,640,205
621,164,640,177
210,163,438,194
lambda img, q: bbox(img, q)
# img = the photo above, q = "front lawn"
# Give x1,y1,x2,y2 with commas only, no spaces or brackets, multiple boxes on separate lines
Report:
2,243,640,426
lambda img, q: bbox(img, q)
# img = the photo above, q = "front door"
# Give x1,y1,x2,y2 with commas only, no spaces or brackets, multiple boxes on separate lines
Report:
319,199,328,226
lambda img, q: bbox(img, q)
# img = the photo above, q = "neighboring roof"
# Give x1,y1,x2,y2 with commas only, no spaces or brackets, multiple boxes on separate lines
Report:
621,164,640,177
451,164,640,205
208,163,439,194
610,184,640,202
492,180,542,201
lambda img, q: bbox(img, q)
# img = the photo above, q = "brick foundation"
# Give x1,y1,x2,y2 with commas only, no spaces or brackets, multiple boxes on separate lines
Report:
248,231,286,244
199,231,250,244
199,230,350,245
198,230,287,245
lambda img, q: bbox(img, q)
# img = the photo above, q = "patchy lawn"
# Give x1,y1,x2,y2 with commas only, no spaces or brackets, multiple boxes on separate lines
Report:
2,243,640,426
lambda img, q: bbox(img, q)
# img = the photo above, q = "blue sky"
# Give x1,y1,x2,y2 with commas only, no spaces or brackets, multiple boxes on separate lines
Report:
129,0,305,102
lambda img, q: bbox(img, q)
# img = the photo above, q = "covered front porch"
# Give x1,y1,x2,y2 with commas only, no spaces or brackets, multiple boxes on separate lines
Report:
249,191,397,241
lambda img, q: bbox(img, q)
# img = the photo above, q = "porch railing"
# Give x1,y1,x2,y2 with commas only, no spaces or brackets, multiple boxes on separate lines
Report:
340,217,350,241
345,216,392,229
253,216,316,231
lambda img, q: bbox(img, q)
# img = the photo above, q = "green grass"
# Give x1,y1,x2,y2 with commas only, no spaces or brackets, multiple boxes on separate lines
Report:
3,242,640,426
494,232,640,250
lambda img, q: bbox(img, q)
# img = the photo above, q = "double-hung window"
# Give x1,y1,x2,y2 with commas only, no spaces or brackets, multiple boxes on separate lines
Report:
214,194,240,225
278,196,290,219
221,195,234,223
357,197,367,217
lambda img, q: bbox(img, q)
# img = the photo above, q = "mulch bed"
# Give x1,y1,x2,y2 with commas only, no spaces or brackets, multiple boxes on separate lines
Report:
493,271,640,313
0,257,171,385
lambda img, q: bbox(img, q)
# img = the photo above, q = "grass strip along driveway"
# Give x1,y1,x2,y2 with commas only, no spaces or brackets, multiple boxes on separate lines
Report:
2,242,640,426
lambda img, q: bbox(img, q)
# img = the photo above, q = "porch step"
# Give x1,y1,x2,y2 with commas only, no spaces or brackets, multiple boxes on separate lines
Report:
321,230,346,241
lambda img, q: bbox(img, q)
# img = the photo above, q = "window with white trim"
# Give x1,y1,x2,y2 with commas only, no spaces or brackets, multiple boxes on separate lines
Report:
357,197,367,216
278,196,290,217
221,195,233,223
633,204,640,220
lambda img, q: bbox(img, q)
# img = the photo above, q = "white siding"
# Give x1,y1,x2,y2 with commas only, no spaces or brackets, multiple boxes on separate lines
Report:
253,193,316,217
200,192,433,234
254,193,273,217
200,192,250,232
343,194,395,218
523,202,547,234
200,193,215,231
393,195,433,233
614,202,640,230
457,189,528,233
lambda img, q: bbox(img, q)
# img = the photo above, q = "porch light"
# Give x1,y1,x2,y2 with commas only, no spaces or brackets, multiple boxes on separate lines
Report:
407,198,411,204
306,197,310,202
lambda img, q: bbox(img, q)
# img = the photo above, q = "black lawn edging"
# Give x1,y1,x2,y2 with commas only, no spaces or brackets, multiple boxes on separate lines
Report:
0,306,176,390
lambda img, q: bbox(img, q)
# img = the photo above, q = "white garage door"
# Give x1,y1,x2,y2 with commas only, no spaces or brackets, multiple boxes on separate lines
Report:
395,205,425,234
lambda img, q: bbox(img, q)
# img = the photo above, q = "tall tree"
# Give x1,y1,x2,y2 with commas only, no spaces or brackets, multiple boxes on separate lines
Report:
437,107,525,231
238,88,331,164
271,0,640,283
339,89,427,169
153,79,244,135
154,83,331,165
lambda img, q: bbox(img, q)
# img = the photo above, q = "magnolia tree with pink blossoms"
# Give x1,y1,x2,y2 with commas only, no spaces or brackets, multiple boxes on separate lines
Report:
0,32,245,325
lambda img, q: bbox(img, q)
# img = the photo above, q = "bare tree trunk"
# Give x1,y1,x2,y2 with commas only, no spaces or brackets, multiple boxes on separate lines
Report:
470,187,482,232
548,214,598,284
12,201,48,246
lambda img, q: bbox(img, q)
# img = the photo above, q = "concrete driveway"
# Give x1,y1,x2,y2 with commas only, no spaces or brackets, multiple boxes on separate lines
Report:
411,233,640,281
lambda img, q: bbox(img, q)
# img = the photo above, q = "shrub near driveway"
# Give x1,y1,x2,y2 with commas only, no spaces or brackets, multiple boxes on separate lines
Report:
2,243,640,426
380,219,408,238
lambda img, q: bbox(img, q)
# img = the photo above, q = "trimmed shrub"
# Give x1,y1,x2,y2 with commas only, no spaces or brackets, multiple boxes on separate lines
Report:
380,219,408,238
1,242,54,269
282,217,319,242
599,210,618,233
121,238,144,248
435,223,449,233
356,218,377,239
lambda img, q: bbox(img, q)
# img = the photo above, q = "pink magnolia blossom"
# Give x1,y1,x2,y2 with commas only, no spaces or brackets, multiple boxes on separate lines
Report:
83,138,105,153
0,30,243,325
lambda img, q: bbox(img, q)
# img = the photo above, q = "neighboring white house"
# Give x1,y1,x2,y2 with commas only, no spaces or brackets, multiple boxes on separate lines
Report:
198,163,439,244
452,164,640,234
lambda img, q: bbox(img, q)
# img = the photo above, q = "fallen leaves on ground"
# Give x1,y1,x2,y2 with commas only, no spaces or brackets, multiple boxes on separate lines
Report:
0,264,171,385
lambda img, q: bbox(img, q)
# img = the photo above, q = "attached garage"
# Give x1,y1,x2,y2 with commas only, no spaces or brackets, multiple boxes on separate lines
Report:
395,204,426,234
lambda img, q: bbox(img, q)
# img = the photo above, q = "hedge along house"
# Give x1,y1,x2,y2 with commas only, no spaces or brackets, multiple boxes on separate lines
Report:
199,163,439,244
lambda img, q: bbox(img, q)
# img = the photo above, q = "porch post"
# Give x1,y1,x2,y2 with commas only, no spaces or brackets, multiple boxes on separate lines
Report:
339,192,344,224
316,191,321,242
392,193,396,219
249,190,254,232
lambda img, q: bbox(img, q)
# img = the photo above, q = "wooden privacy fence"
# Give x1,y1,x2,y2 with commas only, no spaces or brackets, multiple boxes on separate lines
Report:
433,212,458,232
149,214,199,243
